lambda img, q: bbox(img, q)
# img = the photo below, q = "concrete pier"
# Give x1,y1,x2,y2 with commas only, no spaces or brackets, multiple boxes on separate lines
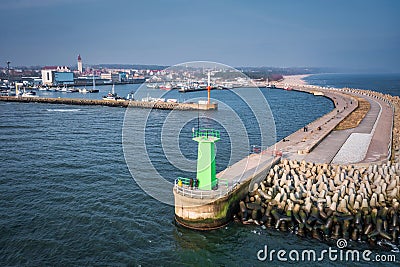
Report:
278,86,393,165
0,96,218,110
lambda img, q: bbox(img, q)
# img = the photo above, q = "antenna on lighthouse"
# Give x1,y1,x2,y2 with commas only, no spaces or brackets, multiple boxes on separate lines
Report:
207,71,211,105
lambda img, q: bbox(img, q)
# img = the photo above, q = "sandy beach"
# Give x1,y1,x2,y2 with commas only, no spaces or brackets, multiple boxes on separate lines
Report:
280,74,311,86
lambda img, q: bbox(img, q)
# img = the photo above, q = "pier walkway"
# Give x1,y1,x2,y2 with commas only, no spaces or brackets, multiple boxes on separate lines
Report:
274,86,393,165
303,95,379,164
277,89,358,156
358,92,393,164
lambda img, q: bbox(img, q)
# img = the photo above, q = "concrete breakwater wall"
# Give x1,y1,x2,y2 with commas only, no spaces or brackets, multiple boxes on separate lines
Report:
239,159,400,244
0,96,218,110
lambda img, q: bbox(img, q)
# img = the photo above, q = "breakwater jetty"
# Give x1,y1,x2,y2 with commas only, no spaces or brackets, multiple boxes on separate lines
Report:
239,159,400,244
0,96,218,110
174,81,400,246
235,84,400,245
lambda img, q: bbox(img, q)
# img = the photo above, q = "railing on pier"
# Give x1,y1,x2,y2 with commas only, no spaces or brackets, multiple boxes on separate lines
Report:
192,128,220,139
174,177,231,199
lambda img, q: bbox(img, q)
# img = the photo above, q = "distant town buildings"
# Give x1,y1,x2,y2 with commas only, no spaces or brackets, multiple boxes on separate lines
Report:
0,60,323,96
41,66,73,86
100,73,119,82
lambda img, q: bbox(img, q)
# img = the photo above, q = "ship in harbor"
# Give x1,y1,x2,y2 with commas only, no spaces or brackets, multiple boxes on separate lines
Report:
159,83,173,90
103,84,126,101
178,80,220,93
146,83,160,89
21,90,38,98
89,75,100,93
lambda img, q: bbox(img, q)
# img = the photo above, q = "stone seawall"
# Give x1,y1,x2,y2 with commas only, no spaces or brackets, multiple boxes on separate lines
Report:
0,96,218,110
239,159,400,244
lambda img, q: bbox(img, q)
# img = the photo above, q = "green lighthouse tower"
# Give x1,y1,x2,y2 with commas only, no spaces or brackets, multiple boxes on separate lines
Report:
192,128,220,190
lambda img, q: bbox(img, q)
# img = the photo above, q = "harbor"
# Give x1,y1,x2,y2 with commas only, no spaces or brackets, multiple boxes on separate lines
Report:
2,73,398,242
2,0,400,265
2,73,399,265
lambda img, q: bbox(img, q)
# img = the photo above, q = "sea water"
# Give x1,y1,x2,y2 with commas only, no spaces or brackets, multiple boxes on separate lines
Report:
0,78,398,265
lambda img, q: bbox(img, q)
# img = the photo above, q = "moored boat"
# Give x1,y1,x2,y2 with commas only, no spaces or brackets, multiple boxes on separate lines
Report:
102,84,125,101
87,74,99,93
159,83,172,90
67,88,79,93
146,83,159,89
21,90,38,97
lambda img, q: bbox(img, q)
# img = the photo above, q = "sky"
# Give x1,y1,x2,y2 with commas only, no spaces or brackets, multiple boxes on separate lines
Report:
0,0,399,71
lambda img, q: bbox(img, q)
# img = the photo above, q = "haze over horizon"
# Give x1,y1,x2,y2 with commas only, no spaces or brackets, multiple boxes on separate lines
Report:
1,0,399,72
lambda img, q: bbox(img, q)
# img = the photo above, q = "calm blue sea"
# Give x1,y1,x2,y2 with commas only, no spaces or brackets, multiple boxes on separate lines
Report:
0,75,399,266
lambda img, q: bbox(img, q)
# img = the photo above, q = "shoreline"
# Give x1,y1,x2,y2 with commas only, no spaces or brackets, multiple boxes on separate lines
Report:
281,74,312,86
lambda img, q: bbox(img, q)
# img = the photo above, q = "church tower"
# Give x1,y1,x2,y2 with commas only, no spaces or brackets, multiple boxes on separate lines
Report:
77,54,83,73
